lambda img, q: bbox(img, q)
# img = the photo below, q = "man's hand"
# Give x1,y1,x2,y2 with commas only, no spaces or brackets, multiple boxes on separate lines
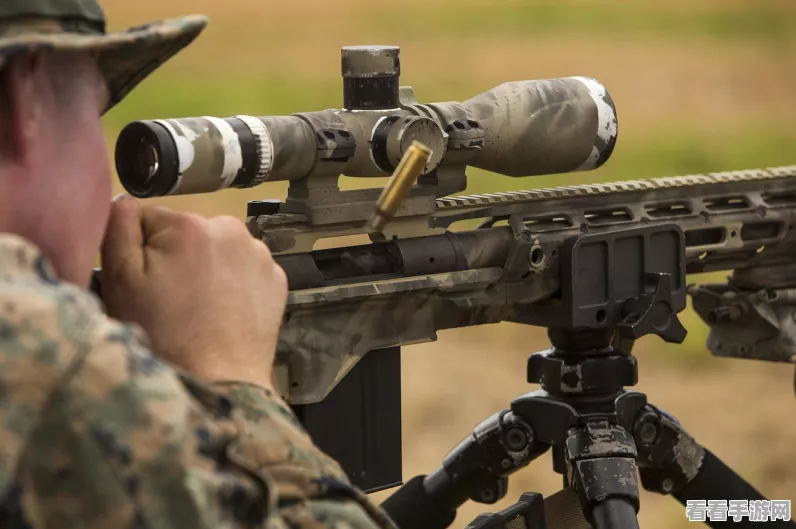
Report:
100,195,288,389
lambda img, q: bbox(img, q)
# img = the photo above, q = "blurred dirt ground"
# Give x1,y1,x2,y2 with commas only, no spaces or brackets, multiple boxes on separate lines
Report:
105,1,795,527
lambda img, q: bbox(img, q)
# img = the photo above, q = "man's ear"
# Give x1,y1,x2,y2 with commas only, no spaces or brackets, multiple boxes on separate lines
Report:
5,53,45,163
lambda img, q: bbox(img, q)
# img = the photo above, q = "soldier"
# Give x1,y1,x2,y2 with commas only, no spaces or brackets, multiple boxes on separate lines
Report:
0,1,394,528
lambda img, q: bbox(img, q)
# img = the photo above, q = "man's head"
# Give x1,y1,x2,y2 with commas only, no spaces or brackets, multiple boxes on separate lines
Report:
0,0,206,287
0,52,111,287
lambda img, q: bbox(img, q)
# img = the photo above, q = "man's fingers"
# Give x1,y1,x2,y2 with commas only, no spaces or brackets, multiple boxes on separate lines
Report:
141,205,207,249
101,194,144,277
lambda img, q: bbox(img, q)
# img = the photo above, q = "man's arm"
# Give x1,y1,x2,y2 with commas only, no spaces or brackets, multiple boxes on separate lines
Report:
94,197,396,528
209,382,396,528
0,273,391,528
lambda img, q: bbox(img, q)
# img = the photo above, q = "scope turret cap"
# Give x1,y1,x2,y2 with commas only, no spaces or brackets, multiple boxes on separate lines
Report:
0,0,208,113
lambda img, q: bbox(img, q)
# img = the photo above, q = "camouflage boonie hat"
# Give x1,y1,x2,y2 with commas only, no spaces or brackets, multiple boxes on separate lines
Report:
0,0,207,113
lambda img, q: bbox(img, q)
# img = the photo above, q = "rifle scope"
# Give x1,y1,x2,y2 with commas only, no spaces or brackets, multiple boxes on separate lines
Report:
115,46,618,198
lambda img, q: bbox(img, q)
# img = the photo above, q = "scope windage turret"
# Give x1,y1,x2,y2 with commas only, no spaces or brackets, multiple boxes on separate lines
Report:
115,45,618,198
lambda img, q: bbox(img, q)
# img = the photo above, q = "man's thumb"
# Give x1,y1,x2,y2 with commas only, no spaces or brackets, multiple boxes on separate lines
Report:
101,194,144,277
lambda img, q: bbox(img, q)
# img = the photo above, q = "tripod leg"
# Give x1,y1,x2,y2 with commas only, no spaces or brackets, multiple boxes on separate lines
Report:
591,498,640,529
674,450,795,527
634,404,796,528
565,420,640,529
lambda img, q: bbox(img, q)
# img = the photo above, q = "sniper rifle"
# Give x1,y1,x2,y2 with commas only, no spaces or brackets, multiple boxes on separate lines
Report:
107,45,796,529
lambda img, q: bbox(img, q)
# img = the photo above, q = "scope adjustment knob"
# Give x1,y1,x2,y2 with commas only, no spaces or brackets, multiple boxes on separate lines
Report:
371,115,446,175
341,45,401,110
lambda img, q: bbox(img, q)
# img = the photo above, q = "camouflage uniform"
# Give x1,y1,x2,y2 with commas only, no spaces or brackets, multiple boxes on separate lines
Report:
0,234,395,528
0,1,395,527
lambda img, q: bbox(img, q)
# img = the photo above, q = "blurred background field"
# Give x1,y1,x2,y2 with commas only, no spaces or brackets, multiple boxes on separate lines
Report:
104,1,795,527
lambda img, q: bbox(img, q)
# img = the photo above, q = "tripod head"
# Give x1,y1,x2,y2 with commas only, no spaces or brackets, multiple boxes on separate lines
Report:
381,223,693,529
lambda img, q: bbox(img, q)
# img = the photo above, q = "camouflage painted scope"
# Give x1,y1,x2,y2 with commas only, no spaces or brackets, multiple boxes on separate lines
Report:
115,45,618,198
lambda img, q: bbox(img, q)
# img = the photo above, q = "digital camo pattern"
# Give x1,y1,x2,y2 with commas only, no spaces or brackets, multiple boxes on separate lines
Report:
0,0,207,112
0,234,394,529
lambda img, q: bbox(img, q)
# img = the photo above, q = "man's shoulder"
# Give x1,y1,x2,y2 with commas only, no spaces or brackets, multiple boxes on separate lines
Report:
0,234,107,393
0,234,129,495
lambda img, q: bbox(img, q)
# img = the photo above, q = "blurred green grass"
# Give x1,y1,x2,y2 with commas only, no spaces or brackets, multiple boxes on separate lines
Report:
368,1,796,41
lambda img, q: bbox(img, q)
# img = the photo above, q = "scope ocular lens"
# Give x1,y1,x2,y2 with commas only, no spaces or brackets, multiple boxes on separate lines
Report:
115,117,271,198
115,121,180,198
137,145,158,185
